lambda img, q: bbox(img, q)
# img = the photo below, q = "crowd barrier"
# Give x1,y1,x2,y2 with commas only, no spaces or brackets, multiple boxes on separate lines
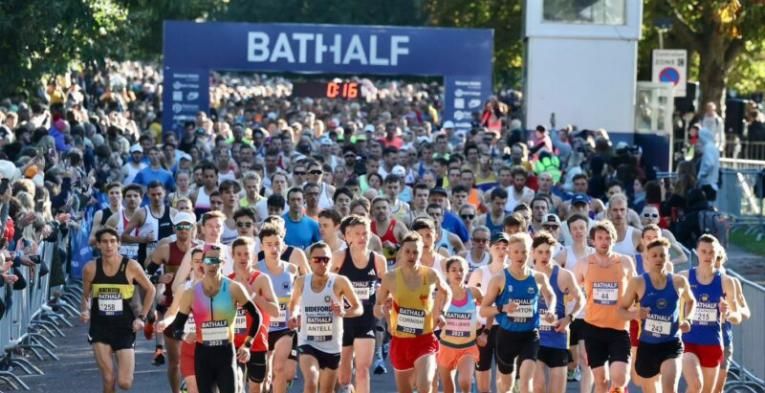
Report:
727,268,765,392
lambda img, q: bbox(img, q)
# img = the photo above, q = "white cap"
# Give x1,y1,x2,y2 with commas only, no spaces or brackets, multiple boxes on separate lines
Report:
391,165,406,177
179,152,192,161
364,124,375,133
129,144,143,153
172,211,196,225
442,120,455,129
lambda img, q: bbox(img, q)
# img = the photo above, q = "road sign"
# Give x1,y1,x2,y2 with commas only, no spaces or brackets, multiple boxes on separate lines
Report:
652,49,687,97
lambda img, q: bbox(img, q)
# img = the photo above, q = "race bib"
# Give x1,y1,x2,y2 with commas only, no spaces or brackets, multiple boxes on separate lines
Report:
120,244,139,258
508,303,534,319
270,300,288,329
184,314,196,334
691,307,718,324
644,317,672,336
306,313,334,342
201,320,229,345
234,309,247,334
97,292,123,316
539,308,555,330
592,282,618,305
444,311,473,338
353,282,371,301
396,307,425,335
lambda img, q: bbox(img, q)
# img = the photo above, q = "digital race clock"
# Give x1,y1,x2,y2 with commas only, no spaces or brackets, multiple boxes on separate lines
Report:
292,81,360,99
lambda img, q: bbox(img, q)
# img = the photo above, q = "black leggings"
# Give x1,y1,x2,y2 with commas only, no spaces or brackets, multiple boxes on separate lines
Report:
194,344,238,393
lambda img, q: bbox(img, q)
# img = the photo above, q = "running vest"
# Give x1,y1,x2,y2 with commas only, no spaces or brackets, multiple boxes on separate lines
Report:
683,268,724,346
639,273,680,344
230,270,269,352
391,267,435,338
466,250,490,278
160,242,186,307
90,257,135,328
496,268,540,332
613,227,637,256
485,212,505,238
477,263,502,325
337,251,377,306
257,246,295,264
390,200,412,226
318,183,334,210
256,260,295,332
298,274,343,354
440,288,479,348
192,278,237,346
100,207,113,226
635,254,646,275
540,265,567,349
220,220,238,245
372,219,399,263
116,209,139,259
194,187,213,217
584,254,629,331
140,205,173,263
437,228,455,255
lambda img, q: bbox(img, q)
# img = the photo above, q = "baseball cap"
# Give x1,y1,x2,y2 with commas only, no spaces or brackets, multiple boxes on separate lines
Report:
430,187,448,197
364,124,375,133
442,120,455,129
129,144,143,153
491,232,510,245
179,152,192,161
319,136,333,146
391,165,406,177
571,193,590,206
543,214,561,227
172,212,196,225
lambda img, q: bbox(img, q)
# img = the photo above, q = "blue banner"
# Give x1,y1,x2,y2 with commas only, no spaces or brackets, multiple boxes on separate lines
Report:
162,21,493,132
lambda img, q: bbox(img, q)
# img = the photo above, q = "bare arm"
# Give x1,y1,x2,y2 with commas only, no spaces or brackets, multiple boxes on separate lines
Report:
89,211,103,246
536,272,556,313
172,248,194,293
254,275,280,318
675,275,695,326
374,253,387,279
80,261,96,320
562,269,584,318
289,248,311,276
288,276,305,319
617,277,642,321
121,209,148,244
432,268,452,323
732,277,750,321
127,259,156,318
722,275,742,324
479,274,503,319
449,233,466,254
373,271,394,319
337,276,363,318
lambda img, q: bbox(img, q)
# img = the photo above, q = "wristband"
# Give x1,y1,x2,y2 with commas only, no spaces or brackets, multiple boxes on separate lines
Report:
138,314,146,322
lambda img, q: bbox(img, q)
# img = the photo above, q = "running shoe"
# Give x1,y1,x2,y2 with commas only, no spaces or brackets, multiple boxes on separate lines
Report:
152,347,165,366
144,311,156,340
373,358,387,374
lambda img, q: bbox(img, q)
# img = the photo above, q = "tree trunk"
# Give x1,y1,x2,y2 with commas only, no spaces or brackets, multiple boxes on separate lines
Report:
698,45,727,116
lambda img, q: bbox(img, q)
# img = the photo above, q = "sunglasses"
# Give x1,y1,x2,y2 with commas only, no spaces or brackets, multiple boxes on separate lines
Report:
312,256,330,264
543,225,559,230
203,257,221,265
237,222,253,228
294,171,306,176
309,170,323,175
473,238,488,243
461,214,476,220
175,223,193,231
642,213,659,218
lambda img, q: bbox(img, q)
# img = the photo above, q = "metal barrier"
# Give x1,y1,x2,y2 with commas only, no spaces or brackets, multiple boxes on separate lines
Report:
717,159,765,240
0,240,81,391
727,269,765,392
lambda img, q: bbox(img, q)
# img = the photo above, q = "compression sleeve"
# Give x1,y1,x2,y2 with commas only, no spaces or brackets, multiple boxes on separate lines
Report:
146,262,161,275
242,301,262,340
164,312,190,341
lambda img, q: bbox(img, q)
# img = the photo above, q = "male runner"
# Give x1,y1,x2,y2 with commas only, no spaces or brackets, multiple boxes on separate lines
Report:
256,224,300,393
162,245,262,393
230,237,280,393
680,235,742,393
480,233,557,393
290,241,363,393
121,181,176,267
618,238,696,393
332,215,387,393
90,182,123,246
172,211,234,294
374,232,452,393
146,211,199,391
608,194,641,257
476,187,509,238
81,228,156,393
370,197,407,265
573,221,636,393
219,180,243,245
532,232,584,393
105,184,143,261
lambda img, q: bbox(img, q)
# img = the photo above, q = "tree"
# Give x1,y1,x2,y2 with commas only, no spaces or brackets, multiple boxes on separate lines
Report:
658,0,765,110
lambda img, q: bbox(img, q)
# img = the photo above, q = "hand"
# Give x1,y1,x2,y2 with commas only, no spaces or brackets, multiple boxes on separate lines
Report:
132,318,145,333
679,320,691,333
636,307,650,320
80,310,90,324
543,312,556,325
287,315,300,330
554,317,571,333
156,320,167,333
719,300,729,320
2,274,18,284
383,298,393,314
502,302,519,314
40,225,53,238
476,331,488,347
159,273,175,285
236,347,251,363
183,333,196,344
142,231,156,243
434,314,446,330
331,302,344,318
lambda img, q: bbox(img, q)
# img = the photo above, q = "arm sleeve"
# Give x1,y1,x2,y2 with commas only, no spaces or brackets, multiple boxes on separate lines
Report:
163,312,190,341
242,301,262,339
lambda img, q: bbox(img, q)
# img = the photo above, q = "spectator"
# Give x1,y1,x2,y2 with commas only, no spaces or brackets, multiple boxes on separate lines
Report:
700,102,725,153
697,127,720,202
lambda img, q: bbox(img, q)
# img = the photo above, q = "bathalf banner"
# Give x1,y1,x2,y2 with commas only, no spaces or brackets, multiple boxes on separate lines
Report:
162,21,493,132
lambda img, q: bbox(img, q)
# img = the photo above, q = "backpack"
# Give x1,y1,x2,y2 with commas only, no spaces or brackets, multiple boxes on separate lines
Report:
697,210,730,248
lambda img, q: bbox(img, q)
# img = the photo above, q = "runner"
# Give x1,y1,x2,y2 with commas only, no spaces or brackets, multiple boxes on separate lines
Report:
105,184,144,261
437,256,483,393
121,181,176,267
146,211,199,391
257,215,311,276
256,223,300,393
374,232,452,393
162,245,262,393
172,210,235,294
412,217,447,276
476,188,508,238
318,209,345,253
467,231,509,393
90,182,123,246
461,226,491,277
192,161,219,217
370,196,407,266
332,215,387,393
80,227,156,393
680,235,742,393
290,241,363,393
480,232,557,393
618,238,695,393
219,180,243,245
573,220,636,393
608,194,641,258
229,237,280,393
531,232,584,393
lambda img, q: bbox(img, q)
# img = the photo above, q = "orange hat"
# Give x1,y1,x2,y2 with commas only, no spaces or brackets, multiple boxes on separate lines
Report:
24,165,38,178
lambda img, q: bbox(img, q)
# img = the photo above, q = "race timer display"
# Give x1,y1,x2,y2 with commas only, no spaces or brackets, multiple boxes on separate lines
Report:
292,81,360,99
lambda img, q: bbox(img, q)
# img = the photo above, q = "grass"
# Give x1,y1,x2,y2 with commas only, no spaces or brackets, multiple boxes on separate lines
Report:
729,228,765,257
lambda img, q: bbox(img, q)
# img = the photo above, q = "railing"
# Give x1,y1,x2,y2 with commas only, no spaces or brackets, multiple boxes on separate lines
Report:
717,159,765,239
0,239,82,391
726,268,765,392
724,141,765,162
